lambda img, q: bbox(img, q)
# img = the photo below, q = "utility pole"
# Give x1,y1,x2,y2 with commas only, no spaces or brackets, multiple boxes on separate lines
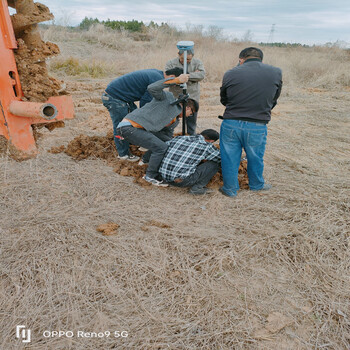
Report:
268,24,276,44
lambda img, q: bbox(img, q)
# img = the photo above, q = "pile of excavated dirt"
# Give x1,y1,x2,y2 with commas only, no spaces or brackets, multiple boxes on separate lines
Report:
50,132,249,189
49,131,151,187
13,38,61,102
63,131,116,161
96,222,120,236
10,2,62,101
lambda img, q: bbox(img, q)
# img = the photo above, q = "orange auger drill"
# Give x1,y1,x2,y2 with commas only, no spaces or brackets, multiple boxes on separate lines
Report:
0,0,74,159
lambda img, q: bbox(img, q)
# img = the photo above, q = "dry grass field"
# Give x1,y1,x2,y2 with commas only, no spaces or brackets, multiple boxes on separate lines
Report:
1,25,350,349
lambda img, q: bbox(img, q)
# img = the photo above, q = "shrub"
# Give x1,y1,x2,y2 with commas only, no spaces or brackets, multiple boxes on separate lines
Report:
50,57,110,78
104,19,145,32
79,17,100,30
78,17,146,33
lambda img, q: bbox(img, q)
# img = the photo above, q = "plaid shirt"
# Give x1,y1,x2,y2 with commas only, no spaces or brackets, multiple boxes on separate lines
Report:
159,135,221,182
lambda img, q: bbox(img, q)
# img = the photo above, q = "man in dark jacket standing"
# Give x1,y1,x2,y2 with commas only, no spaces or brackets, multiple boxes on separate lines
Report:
219,47,282,197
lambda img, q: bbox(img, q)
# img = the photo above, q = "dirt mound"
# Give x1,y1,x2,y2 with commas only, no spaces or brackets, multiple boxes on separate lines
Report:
96,222,120,236
14,38,61,102
63,131,116,161
206,161,248,189
10,1,62,101
50,131,150,185
50,132,249,189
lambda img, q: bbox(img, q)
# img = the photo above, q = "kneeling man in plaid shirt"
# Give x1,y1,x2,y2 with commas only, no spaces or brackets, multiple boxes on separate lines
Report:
159,129,221,195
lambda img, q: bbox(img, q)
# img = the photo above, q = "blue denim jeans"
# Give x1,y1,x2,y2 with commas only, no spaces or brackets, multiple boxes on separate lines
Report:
220,119,267,196
101,92,137,156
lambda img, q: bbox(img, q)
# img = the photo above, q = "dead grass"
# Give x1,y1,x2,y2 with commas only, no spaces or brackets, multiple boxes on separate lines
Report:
44,25,350,89
50,56,112,78
1,26,350,349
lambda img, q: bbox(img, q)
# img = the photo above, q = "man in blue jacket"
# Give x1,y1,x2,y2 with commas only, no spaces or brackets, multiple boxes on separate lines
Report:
102,68,183,161
219,47,282,197
116,75,198,186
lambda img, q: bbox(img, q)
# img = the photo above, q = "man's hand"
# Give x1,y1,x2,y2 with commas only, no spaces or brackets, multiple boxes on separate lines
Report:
178,74,189,84
164,73,189,86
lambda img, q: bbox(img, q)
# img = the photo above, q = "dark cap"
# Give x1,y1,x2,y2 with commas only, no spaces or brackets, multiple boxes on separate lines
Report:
165,67,186,76
200,129,219,141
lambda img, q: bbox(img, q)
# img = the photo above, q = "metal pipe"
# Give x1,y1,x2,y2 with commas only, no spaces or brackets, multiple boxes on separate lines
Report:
9,100,58,120
176,41,194,135
182,50,187,135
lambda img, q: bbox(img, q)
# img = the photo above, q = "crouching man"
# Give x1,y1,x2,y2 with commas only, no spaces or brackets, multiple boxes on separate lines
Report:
159,129,221,195
115,74,198,187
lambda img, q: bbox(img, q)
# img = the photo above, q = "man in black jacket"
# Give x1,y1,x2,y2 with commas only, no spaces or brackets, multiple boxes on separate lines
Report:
219,47,282,197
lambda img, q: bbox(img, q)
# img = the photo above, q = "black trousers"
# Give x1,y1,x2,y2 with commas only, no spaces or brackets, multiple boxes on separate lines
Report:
142,119,179,163
186,112,198,135
117,126,167,179
169,161,219,190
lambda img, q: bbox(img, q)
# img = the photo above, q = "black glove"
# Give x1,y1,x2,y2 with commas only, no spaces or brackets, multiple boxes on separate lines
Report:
170,94,189,106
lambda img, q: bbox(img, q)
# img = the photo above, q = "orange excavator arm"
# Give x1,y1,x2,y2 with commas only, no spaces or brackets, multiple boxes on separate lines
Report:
0,0,74,159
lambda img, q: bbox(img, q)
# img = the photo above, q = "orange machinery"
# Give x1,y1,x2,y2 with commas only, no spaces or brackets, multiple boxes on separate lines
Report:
0,0,74,159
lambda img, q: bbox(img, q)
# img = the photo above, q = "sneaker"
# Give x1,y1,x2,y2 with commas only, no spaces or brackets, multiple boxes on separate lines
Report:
251,184,272,191
138,159,148,166
142,175,168,187
118,154,140,162
189,187,214,195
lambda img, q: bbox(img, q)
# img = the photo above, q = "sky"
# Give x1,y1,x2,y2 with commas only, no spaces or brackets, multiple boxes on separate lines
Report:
35,0,350,46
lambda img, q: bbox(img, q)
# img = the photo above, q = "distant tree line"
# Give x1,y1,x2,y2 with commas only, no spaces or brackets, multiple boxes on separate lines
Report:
79,17,171,32
259,42,310,48
69,18,349,49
